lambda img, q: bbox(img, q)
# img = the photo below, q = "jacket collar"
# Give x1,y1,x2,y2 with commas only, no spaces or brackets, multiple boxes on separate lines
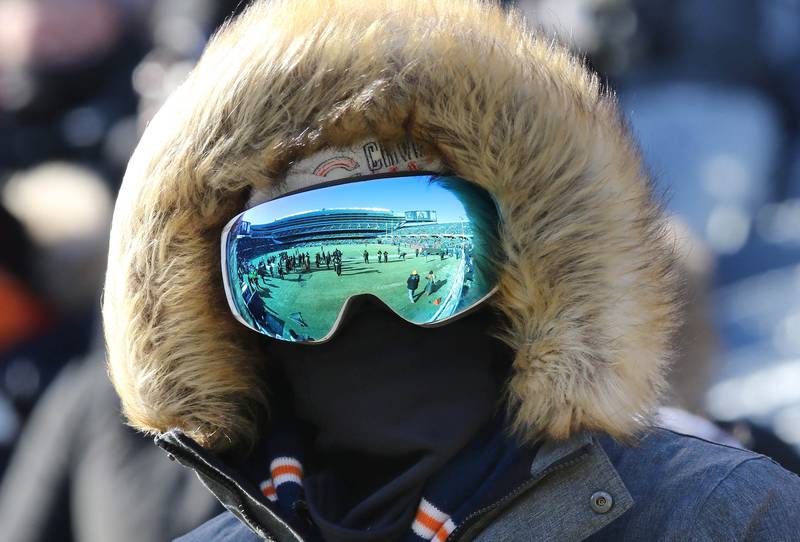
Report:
465,431,634,541
156,430,634,541
156,430,311,542
530,430,595,479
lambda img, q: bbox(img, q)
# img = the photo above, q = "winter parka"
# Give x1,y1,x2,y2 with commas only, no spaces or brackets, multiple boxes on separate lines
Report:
101,0,800,540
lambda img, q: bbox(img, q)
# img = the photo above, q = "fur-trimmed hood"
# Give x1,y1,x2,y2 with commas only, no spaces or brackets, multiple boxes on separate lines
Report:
103,0,679,452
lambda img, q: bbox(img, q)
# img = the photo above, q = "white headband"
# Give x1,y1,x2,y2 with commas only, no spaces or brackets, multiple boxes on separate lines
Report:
249,140,442,207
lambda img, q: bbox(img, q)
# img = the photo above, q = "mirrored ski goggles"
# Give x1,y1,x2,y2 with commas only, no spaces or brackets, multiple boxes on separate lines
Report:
221,173,502,343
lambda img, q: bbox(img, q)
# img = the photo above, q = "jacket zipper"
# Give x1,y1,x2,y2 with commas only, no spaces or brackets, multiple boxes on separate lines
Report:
446,448,591,542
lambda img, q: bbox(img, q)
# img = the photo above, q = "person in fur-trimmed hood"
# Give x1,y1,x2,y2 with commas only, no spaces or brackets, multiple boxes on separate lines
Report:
102,1,800,540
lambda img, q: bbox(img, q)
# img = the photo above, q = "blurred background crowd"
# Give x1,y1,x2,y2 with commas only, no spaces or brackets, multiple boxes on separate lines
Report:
0,1,798,541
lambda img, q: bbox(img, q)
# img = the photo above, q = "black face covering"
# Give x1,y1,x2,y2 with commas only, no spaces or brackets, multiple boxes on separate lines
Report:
265,297,509,542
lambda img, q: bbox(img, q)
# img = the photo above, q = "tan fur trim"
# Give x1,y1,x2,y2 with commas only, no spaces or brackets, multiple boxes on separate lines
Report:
103,0,680,451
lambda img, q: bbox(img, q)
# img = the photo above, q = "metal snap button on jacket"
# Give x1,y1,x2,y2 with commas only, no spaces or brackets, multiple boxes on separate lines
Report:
591,491,613,514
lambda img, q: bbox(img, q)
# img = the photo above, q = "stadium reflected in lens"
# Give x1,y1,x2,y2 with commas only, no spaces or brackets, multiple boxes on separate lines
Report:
222,174,501,343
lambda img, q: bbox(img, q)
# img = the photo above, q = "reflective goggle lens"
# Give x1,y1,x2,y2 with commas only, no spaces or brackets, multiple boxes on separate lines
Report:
221,174,501,343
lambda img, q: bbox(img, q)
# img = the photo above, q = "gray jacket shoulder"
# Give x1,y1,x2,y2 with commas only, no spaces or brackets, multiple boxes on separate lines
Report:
595,427,800,541
695,454,800,540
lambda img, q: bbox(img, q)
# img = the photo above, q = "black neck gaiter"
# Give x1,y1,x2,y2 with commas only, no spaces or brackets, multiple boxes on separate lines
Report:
265,300,509,542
